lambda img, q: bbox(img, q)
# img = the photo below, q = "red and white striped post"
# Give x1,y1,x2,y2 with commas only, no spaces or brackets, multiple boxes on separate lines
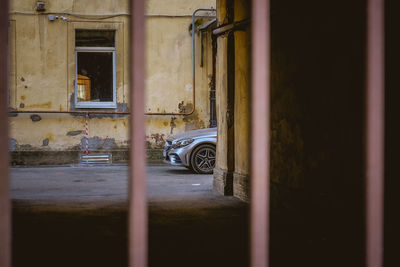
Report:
85,112,89,155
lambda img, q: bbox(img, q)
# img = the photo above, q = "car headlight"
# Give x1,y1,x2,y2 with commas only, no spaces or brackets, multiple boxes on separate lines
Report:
172,138,194,148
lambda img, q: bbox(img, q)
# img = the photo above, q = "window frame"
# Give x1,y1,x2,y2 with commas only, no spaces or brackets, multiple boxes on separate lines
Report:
74,45,117,109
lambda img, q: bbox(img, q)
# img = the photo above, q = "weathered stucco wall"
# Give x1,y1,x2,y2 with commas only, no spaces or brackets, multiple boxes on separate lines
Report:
213,0,250,200
8,0,215,164
146,0,215,15
213,0,235,195
232,0,250,201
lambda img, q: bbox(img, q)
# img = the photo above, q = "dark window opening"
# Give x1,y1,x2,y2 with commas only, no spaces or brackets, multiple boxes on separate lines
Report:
77,52,113,102
75,30,116,108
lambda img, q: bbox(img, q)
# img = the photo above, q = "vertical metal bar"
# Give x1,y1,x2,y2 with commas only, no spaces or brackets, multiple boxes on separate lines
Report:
129,0,147,266
0,0,11,266
366,0,385,267
251,0,270,266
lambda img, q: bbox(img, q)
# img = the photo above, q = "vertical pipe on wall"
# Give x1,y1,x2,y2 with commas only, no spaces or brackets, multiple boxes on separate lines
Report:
0,0,11,266
366,0,385,267
129,0,147,266
192,8,216,115
251,0,270,267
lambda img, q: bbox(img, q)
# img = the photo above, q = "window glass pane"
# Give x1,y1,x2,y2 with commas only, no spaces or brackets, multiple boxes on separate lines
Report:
75,30,115,47
77,52,113,102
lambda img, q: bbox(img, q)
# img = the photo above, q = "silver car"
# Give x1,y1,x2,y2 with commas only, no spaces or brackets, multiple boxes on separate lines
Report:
163,128,217,174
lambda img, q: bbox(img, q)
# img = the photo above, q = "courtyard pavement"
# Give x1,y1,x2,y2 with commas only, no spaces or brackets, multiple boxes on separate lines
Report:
10,164,249,267
12,164,214,204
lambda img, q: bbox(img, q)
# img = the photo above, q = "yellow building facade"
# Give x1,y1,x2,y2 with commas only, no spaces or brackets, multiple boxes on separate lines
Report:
8,0,216,164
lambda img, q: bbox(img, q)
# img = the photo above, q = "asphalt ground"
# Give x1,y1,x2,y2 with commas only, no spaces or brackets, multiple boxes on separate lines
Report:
10,164,368,267
11,164,249,267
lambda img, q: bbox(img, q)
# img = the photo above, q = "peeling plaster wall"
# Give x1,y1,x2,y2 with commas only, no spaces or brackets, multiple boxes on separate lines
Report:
9,114,129,151
213,0,233,196
9,0,215,164
232,0,250,201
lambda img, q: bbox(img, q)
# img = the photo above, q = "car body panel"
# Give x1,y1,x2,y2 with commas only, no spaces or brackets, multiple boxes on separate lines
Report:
163,128,217,168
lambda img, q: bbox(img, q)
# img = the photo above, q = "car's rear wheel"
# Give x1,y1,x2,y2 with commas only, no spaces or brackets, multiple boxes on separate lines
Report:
190,144,216,174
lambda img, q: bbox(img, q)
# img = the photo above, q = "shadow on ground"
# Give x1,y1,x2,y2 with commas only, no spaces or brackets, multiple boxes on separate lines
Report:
11,164,367,267
11,165,248,267
12,200,248,267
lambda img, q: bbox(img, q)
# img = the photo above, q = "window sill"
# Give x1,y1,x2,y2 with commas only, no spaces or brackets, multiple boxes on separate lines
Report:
75,102,117,109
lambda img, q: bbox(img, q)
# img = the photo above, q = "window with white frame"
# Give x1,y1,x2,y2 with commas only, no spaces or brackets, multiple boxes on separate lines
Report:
75,30,116,108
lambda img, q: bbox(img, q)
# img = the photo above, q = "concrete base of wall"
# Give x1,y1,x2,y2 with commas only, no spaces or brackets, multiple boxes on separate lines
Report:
213,167,233,196
233,172,250,202
11,150,81,166
10,149,164,166
146,149,164,162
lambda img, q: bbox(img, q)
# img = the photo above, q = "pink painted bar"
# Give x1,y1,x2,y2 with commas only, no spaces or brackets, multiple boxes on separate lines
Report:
366,0,385,267
0,0,11,266
129,0,148,266
251,0,270,267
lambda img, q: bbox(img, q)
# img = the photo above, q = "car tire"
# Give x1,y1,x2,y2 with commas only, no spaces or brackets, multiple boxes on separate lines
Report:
190,144,216,174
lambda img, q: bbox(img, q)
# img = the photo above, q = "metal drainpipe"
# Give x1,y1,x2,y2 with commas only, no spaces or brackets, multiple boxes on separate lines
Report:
189,8,216,115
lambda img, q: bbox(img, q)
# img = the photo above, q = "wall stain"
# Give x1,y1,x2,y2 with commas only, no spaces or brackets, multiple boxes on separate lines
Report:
170,116,177,134
150,133,165,148
147,117,172,129
45,133,55,142
81,136,116,150
42,138,49,146
30,114,42,122
25,101,52,109
66,130,83,136
180,102,205,131
178,101,186,113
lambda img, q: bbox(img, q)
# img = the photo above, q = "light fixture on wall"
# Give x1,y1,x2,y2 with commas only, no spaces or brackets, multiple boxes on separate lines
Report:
48,15,68,22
